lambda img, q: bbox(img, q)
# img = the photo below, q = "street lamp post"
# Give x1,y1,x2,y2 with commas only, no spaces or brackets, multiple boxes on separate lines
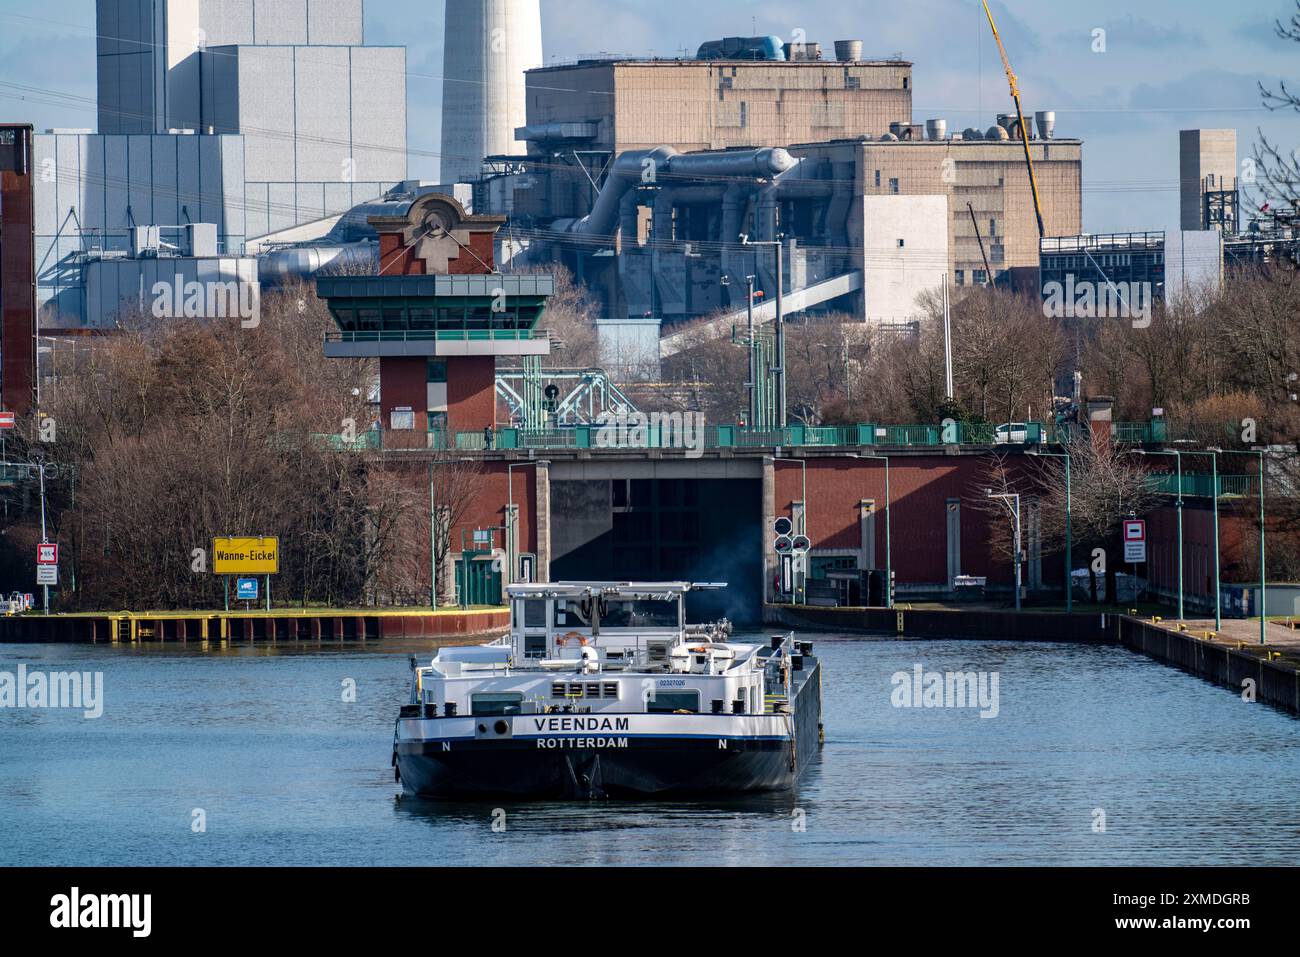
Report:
1138,449,1184,620
507,461,537,589
1188,450,1221,632
36,457,49,615
1215,448,1267,644
741,236,785,428
988,491,1023,610
428,457,476,610
858,453,892,609
1029,449,1072,612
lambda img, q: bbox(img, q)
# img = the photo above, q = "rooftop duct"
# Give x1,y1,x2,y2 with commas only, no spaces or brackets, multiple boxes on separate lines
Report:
784,42,823,61
1035,110,1056,140
834,40,863,62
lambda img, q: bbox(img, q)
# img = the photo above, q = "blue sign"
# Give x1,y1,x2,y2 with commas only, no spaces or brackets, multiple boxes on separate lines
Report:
236,578,259,601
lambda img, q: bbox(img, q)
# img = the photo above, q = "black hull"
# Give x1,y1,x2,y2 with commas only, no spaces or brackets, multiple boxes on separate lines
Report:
397,658,823,800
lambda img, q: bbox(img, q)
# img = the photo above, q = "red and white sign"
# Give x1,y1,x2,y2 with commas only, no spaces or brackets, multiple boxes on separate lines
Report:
36,542,58,565
0,412,14,429
1123,521,1146,563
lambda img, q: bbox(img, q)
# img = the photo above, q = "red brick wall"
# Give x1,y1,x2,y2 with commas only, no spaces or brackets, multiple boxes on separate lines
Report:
1148,503,1255,602
377,229,497,276
446,231,497,274
0,128,36,415
379,357,429,432
446,356,497,433
378,233,426,275
395,462,538,563
774,455,1050,586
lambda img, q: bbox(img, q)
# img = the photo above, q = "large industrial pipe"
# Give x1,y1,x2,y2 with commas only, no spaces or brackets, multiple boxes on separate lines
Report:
651,186,727,243
721,182,749,246
258,242,377,285
570,146,797,239
667,147,797,180
575,146,681,237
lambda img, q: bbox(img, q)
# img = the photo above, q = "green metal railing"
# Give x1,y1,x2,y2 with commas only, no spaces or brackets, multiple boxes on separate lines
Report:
324,329,550,344
308,417,1230,457
451,421,1052,452
1110,420,1169,445
1145,473,1257,498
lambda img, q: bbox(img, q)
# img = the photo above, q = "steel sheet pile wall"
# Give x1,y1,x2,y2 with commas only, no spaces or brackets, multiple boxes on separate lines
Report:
1119,617,1300,717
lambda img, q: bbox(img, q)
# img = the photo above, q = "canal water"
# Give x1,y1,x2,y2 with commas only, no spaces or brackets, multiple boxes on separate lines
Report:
2,637,1298,866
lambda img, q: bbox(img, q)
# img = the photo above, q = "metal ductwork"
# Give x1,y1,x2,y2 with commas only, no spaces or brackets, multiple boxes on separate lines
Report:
258,242,377,285
652,186,727,241
514,122,599,143
1035,110,1056,140
570,146,681,237
668,147,796,179
721,182,749,247
565,146,796,239
835,40,863,62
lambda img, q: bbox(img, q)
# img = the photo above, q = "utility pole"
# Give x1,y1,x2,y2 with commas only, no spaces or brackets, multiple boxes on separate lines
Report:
37,459,48,614
942,274,954,400
428,460,437,609
774,239,786,429
740,235,787,429
747,275,758,428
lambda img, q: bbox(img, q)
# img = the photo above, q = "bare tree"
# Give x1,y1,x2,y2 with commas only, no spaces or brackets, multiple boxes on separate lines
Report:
1031,438,1157,604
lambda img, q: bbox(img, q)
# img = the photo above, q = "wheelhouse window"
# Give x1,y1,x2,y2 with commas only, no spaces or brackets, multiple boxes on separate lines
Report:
600,599,680,629
523,600,547,628
554,598,592,628
471,692,524,716
647,690,700,714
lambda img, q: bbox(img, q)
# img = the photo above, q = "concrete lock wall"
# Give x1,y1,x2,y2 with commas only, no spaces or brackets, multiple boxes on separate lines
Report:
1120,617,1300,717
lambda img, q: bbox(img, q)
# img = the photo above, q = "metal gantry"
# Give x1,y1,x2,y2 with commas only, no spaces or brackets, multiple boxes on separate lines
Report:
496,364,639,431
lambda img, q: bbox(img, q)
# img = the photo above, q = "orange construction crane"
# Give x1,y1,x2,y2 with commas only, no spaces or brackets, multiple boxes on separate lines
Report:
982,0,1046,239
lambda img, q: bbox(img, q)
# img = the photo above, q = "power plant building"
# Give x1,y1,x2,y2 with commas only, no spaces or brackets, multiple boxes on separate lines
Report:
792,129,1083,286
34,0,408,328
491,42,1082,364
514,53,914,224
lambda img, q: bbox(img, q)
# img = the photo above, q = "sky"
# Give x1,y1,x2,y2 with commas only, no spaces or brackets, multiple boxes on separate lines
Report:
1,0,1299,233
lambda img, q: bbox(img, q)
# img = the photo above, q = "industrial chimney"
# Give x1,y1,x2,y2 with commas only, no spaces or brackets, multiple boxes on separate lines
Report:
441,0,544,185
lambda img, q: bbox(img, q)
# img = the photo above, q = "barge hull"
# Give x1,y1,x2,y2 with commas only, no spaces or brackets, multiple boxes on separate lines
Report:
397,658,822,799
